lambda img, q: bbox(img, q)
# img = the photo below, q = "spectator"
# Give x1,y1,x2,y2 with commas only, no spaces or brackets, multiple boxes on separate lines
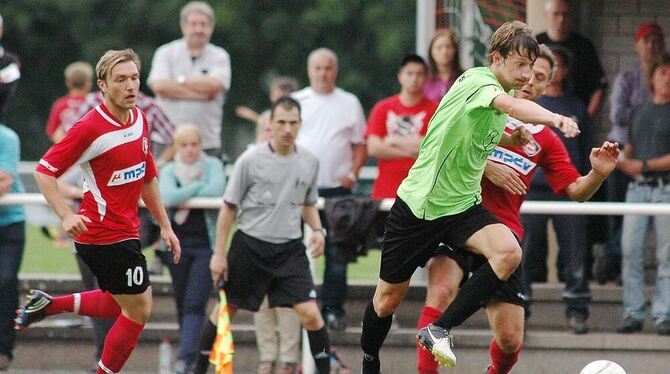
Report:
595,23,666,285
366,54,437,200
293,47,367,331
148,1,231,156
235,76,300,128
616,54,670,336
520,46,594,333
159,124,225,374
45,61,93,142
423,29,463,102
0,14,20,123
537,0,607,117
0,123,25,371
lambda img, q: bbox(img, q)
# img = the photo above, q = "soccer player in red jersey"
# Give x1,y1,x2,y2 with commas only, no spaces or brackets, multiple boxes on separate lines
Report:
415,45,619,374
17,49,180,374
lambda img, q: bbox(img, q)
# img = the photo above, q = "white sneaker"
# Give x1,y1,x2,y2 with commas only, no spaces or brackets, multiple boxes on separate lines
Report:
416,323,456,367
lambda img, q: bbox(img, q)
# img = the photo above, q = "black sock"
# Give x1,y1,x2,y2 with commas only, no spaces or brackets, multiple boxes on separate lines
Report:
191,319,217,374
360,300,393,360
433,261,504,330
307,326,331,374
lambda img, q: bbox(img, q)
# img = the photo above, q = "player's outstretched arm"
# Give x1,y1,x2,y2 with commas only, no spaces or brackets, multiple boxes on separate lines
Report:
565,141,620,202
492,94,580,137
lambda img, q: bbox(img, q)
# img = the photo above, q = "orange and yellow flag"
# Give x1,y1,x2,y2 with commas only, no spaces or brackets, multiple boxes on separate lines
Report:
209,290,235,374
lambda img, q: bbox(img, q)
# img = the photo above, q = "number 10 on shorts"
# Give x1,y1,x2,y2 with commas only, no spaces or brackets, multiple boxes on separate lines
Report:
126,266,144,287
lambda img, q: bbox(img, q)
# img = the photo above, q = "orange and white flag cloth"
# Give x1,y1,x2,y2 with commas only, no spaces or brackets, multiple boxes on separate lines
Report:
209,290,235,374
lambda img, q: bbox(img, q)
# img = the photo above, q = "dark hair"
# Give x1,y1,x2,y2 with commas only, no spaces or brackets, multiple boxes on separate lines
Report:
270,96,301,119
649,53,670,93
400,53,428,71
427,29,463,79
488,21,539,63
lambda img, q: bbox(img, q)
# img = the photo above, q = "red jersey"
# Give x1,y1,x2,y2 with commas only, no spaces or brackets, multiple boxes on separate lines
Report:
482,118,581,240
365,95,438,199
36,104,157,245
45,93,87,137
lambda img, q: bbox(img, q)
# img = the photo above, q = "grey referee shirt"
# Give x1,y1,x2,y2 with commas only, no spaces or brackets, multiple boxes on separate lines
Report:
223,143,319,243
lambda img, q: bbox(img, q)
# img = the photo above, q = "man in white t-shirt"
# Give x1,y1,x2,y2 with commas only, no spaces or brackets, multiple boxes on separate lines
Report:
293,47,367,331
147,1,230,156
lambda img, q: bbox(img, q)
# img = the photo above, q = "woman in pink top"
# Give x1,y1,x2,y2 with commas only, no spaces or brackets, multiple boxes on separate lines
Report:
423,29,463,102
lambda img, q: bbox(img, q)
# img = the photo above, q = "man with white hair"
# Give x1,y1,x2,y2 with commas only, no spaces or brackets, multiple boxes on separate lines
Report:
293,47,367,331
0,14,21,123
148,1,230,156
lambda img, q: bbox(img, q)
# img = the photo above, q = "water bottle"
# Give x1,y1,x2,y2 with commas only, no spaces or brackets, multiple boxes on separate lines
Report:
158,336,173,374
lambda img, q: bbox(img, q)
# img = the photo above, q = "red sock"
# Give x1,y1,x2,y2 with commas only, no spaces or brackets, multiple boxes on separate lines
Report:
416,306,442,374
45,295,74,315
488,338,520,374
78,290,121,319
97,314,144,374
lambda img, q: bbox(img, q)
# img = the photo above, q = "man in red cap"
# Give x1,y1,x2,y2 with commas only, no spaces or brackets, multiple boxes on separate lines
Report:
595,22,666,285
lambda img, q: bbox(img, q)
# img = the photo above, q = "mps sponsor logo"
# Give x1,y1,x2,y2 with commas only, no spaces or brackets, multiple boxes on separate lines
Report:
108,162,146,186
488,147,536,175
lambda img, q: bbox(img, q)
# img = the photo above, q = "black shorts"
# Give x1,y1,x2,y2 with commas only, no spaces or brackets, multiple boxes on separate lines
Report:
438,243,530,311
380,198,499,283
75,239,150,295
225,230,316,312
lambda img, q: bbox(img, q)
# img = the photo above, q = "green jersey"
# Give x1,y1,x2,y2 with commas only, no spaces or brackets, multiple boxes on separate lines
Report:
397,67,509,219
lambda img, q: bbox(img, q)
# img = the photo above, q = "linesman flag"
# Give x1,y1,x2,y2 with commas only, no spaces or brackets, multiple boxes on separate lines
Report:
209,284,234,373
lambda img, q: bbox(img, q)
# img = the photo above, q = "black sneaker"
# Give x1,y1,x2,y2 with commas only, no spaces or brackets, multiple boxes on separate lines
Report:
616,317,643,333
361,353,381,374
15,289,52,331
416,323,456,368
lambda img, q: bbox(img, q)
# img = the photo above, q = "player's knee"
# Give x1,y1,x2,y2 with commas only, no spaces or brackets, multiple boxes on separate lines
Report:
124,303,152,323
373,294,401,317
496,329,523,353
426,283,457,310
297,307,323,330
491,244,522,275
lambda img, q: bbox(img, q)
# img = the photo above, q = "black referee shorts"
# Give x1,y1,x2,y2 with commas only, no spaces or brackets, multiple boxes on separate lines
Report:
225,230,316,312
380,197,499,284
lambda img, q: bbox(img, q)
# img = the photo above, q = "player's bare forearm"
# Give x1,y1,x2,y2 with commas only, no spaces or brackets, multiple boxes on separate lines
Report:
646,154,670,173
141,177,171,229
493,95,579,137
34,171,76,219
567,142,619,202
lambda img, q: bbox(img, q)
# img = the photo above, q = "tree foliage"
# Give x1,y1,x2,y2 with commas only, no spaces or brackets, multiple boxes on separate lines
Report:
0,0,415,159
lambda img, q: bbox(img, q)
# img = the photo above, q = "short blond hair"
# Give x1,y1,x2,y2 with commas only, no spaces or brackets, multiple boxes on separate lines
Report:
173,124,202,147
64,61,93,89
95,49,141,82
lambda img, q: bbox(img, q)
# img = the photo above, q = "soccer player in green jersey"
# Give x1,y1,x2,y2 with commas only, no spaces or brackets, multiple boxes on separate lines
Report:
360,21,580,373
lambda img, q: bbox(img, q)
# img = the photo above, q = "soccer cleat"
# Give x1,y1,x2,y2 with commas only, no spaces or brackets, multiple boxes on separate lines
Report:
416,323,456,368
15,289,52,331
